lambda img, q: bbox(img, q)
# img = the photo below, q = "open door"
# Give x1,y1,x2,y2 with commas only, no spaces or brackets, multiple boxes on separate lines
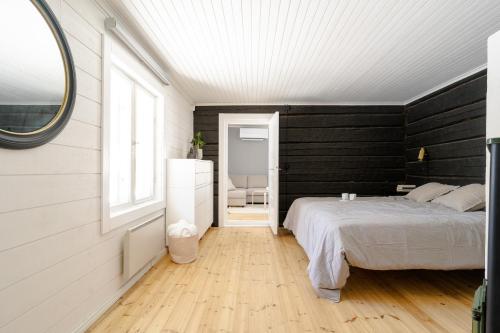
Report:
268,112,279,235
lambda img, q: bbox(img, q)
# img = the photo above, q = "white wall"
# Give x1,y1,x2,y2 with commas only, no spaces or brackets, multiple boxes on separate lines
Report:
487,31,500,140
0,1,193,332
485,30,500,275
228,127,268,176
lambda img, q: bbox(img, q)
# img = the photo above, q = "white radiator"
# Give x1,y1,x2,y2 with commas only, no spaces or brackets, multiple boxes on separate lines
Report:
124,212,165,280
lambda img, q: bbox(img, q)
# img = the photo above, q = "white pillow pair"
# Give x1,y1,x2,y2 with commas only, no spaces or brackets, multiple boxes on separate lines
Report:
405,182,458,203
405,182,485,212
432,184,485,212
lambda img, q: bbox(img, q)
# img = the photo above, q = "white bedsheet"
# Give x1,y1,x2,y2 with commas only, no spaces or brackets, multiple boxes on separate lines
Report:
283,196,485,301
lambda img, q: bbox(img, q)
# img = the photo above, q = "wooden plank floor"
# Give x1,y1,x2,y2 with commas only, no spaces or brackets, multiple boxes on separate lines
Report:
88,228,482,333
227,212,269,221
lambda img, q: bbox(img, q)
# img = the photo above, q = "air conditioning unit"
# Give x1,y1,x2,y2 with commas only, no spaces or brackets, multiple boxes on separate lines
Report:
240,128,268,141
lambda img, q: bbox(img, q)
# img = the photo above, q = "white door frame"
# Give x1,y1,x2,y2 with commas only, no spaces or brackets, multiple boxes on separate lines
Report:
218,113,278,228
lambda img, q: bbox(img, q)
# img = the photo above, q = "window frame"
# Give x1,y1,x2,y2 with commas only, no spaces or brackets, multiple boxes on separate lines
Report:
101,36,166,234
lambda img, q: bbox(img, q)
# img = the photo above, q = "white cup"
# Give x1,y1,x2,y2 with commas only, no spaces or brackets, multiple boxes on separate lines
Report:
349,193,357,201
342,193,349,201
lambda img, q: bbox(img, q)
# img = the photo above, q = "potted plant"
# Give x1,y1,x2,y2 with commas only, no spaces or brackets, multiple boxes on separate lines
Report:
191,131,205,159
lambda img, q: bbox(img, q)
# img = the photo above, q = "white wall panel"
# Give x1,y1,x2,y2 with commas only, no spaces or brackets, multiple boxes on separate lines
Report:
51,119,101,150
487,31,500,140
0,174,100,213
0,198,100,252
71,95,101,127
0,229,121,327
0,222,101,291
66,33,102,80
0,144,100,175
0,1,194,332
75,68,101,103
61,1,101,55
0,252,121,333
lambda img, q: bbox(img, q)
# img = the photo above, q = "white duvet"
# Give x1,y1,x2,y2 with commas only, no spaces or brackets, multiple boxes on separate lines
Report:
283,196,486,302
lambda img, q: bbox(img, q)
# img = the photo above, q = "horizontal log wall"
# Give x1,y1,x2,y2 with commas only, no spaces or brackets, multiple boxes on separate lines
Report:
405,70,487,186
194,105,406,225
195,72,487,226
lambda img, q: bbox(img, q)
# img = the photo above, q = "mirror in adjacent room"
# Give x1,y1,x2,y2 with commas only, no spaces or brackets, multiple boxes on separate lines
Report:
0,0,76,149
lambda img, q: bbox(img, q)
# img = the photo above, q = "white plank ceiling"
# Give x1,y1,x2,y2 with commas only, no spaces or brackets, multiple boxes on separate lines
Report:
107,0,500,105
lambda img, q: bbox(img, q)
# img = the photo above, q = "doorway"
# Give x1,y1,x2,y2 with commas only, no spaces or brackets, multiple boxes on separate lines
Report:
227,124,269,222
218,113,279,234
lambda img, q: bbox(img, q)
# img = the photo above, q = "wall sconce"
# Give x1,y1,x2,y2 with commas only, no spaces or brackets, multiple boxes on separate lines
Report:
418,147,429,162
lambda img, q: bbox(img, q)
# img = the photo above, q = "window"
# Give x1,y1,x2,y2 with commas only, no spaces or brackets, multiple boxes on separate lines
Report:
109,67,158,210
102,41,165,233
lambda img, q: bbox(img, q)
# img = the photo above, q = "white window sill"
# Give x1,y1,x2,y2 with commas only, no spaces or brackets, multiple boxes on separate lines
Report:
102,199,165,234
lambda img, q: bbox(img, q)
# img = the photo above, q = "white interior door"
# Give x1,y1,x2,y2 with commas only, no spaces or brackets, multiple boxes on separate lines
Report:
268,112,279,235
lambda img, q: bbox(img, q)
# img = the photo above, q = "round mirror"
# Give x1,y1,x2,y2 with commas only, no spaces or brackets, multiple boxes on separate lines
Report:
0,0,76,149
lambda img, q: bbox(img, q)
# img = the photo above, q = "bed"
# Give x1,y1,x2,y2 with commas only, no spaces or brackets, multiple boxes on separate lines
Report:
283,196,486,302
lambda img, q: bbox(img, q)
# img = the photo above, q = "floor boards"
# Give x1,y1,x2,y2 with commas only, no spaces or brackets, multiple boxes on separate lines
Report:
227,212,269,221
88,227,482,333
227,204,269,221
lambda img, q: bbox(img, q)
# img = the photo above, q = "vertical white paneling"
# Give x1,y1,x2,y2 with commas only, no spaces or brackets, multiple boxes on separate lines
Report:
165,84,193,158
109,0,500,104
487,31,500,140
0,1,194,332
485,30,500,274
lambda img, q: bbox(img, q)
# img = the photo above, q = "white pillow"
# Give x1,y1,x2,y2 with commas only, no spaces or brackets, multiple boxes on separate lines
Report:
405,182,459,203
431,184,485,212
227,177,236,190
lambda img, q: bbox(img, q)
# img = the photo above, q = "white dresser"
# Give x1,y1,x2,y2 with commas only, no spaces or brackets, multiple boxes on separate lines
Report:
166,159,214,239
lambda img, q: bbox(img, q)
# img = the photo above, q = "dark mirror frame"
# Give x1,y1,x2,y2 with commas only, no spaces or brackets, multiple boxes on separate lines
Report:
0,0,76,149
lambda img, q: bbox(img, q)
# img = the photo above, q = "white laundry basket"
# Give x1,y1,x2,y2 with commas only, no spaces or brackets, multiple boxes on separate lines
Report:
168,234,198,264
167,220,199,264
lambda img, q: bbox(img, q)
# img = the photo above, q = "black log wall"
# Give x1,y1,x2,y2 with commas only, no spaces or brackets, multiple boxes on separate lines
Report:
405,70,487,186
194,71,487,226
194,105,406,226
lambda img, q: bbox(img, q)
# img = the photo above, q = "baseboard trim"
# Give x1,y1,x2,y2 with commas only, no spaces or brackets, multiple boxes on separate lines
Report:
72,248,167,333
